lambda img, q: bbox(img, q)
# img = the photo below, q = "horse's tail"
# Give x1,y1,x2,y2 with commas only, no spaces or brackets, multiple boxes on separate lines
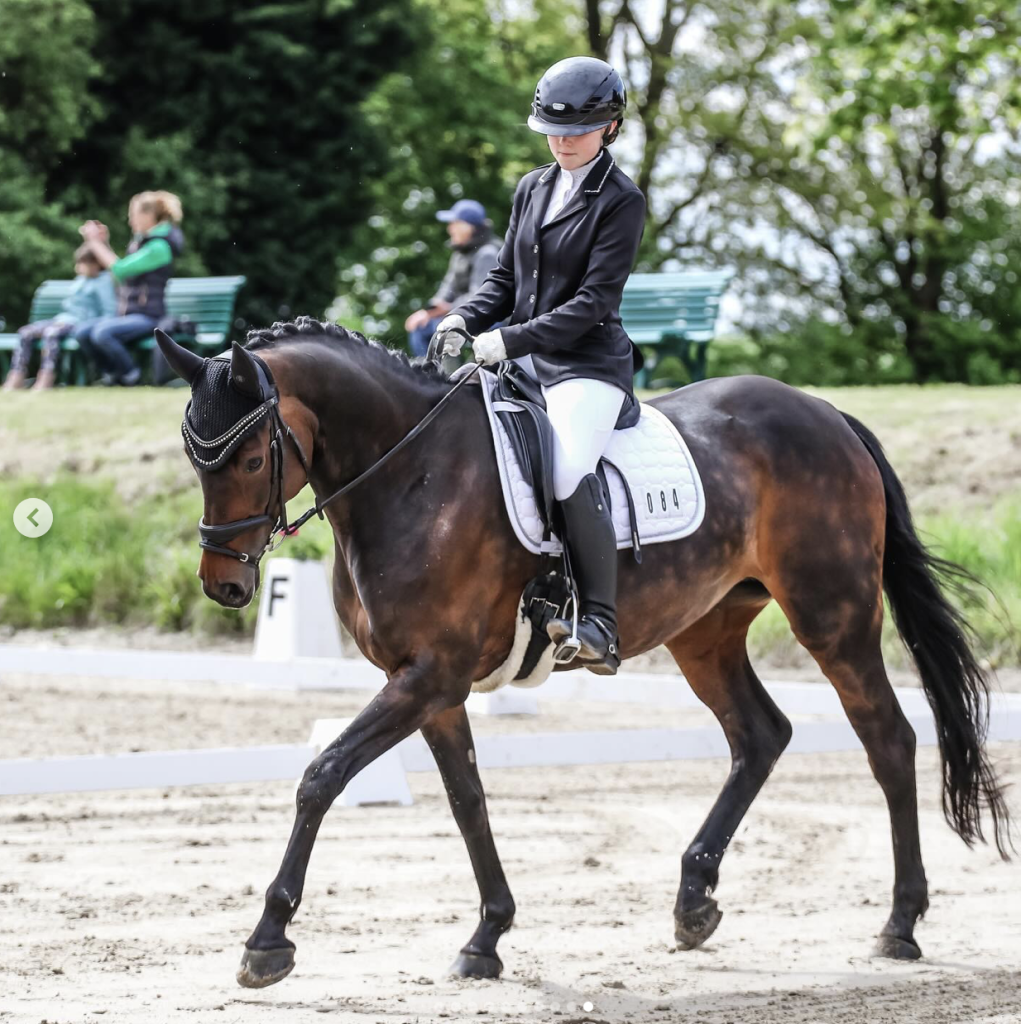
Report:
840,411,1012,858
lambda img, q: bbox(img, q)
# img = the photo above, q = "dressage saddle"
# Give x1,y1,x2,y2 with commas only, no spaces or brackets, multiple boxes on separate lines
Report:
488,360,642,558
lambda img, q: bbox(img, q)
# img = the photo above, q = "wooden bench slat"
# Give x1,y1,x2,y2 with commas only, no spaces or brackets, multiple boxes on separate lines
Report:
621,269,733,386
5,270,730,388
0,275,245,384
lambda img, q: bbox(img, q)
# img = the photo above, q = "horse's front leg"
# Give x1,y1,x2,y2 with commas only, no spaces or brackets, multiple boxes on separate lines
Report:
421,703,515,979
237,665,459,988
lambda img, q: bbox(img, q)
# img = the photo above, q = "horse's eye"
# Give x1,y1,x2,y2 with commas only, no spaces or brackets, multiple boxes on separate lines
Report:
246,456,264,473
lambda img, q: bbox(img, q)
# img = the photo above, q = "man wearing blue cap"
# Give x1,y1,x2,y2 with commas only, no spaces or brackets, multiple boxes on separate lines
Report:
404,198,502,357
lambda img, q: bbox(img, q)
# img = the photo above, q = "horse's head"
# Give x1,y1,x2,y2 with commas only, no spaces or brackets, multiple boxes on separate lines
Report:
156,330,315,609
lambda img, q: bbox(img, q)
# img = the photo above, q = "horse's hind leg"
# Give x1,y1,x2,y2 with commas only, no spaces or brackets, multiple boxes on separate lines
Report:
772,574,929,959
421,704,515,979
665,592,792,950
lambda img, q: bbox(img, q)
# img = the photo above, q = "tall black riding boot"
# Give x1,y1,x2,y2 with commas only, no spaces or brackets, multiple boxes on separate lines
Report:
546,473,620,676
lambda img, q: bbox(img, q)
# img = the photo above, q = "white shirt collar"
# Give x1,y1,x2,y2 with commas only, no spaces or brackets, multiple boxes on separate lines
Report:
558,151,603,187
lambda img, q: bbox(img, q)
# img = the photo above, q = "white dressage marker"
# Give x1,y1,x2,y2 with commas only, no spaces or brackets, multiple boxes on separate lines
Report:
253,557,345,661
466,688,540,716
307,718,413,807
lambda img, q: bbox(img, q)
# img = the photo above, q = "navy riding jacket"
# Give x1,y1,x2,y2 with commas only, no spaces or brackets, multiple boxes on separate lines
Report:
452,148,646,396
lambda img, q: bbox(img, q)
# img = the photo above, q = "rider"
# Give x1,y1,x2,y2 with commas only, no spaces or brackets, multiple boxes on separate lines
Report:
432,56,646,675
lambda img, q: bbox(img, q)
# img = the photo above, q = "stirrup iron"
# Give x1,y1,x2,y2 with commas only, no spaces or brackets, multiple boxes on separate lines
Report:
551,582,581,664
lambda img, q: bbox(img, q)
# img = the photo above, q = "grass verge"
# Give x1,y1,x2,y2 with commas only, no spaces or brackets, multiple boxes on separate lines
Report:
1,474,1017,667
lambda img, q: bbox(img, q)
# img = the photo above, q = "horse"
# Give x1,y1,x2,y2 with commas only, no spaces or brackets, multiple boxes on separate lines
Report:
155,318,1010,989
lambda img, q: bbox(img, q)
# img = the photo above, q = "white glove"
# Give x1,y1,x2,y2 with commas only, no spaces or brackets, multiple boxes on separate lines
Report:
472,329,507,365
433,314,468,356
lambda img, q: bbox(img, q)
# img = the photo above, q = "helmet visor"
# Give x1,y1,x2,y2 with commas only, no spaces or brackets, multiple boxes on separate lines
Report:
527,114,614,137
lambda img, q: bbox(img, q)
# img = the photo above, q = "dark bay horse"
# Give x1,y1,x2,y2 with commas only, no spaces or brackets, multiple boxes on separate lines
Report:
156,319,1009,989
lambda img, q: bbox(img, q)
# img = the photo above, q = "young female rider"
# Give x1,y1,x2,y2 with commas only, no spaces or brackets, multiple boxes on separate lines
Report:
433,56,646,675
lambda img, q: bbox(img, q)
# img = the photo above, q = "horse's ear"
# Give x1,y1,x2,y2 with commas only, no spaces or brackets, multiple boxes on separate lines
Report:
230,340,263,399
155,328,204,385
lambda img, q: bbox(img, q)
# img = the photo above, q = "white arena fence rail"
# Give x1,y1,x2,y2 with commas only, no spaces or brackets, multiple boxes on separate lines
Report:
2,645,1020,802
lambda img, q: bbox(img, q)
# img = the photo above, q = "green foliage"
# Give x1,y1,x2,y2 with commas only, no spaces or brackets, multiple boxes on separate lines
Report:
0,0,98,162
0,473,335,636
0,0,98,323
597,0,1021,383
336,0,585,340
0,0,417,329
708,319,1021,387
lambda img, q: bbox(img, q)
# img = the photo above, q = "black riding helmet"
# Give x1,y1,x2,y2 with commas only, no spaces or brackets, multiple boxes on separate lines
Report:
528,56,626,143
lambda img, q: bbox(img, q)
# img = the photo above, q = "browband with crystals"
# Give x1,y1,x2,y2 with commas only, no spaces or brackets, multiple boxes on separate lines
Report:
182,396,277,468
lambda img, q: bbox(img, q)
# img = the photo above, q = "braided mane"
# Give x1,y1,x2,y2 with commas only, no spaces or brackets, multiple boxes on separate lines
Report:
244,315,448,381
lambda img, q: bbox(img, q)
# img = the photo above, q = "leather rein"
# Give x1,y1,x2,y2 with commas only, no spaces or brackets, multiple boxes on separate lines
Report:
197,330,480,566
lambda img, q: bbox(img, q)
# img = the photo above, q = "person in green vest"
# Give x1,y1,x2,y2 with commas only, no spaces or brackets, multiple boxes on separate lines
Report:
2,246,117,392
77,190,185,385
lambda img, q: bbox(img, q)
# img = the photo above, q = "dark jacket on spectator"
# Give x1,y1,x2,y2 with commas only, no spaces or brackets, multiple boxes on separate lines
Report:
430,225,502,309
113,222,185,319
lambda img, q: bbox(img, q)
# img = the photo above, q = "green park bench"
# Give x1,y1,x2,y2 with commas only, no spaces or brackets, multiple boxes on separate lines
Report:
621,270,733,387
0,275,246,385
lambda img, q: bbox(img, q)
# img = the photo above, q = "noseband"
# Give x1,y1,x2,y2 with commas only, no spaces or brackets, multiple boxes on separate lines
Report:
186,335,480,567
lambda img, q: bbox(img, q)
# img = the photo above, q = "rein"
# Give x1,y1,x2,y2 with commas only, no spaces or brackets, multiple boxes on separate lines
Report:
286,359,481,534
202,333,480,566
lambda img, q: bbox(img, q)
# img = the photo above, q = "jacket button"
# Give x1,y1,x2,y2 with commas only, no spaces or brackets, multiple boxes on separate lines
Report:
529,294,535,303
532,244,539,253
532,269,537,278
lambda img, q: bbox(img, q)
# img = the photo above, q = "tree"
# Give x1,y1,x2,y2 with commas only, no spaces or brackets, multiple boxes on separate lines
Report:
585,0,1021,382
335,0,585,340
32,0,419,330
0,0,97,324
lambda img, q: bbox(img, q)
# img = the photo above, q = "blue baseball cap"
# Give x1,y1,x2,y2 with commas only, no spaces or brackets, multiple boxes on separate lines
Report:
436,199,487,226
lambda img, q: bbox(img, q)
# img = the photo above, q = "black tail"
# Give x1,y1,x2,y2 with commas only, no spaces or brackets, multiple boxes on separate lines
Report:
841,412,1012,858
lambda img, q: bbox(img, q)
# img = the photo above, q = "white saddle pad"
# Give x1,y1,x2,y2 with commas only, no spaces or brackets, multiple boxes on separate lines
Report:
480,369,706,556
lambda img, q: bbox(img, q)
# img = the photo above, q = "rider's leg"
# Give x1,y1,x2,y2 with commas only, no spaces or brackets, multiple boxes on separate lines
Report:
542,377,625,673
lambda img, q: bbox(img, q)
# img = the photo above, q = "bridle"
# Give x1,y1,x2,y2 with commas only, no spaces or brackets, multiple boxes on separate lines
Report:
187,333,480,567
184,351,313,565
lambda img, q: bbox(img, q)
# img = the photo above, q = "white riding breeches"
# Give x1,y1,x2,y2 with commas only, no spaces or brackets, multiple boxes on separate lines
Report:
513,356,626,501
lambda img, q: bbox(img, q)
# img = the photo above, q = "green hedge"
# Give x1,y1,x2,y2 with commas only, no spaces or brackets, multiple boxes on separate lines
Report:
700,322,1021,388
0,475,334,637
1,475,1016,668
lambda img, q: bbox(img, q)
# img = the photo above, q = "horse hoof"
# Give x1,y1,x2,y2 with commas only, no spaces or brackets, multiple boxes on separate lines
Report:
236,945,296,988
872,934,922,961
674,898,723,950
448,951,503,980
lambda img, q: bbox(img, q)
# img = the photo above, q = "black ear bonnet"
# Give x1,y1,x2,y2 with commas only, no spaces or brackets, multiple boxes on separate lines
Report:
181,352,278,470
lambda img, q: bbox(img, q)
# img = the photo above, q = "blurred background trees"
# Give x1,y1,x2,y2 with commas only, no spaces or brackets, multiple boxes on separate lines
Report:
1,0,416,328
584,0,1021,384
1,0,1019,382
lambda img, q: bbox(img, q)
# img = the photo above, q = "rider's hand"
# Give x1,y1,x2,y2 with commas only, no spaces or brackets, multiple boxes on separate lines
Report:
433,313,468,356
472,329,507,365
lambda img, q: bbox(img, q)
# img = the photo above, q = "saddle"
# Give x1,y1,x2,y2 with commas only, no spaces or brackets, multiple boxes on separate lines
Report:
485,361,644,681
460,359,706,689
489,360,643,560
